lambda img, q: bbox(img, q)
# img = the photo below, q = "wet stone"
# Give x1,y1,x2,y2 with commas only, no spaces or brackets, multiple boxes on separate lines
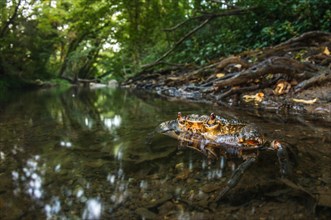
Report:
175,162,184,170
85,159,105,168
146,193,173,209
201,182,222,193
158,201,175,216
135,207,157,219
175,169,190,180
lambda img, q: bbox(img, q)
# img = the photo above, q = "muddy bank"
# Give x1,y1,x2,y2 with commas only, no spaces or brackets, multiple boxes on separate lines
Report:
122,31,331,121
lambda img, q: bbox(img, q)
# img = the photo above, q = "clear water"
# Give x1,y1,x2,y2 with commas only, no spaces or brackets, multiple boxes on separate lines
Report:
0,88,330,219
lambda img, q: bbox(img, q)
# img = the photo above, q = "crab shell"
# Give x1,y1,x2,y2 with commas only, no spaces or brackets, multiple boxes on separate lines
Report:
159,113,265,150
177,112,209,132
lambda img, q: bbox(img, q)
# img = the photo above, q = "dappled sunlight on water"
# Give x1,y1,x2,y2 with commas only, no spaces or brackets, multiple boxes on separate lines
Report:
102,115,122,131
82,198,102,220
11,155,44,199
0,88,330,219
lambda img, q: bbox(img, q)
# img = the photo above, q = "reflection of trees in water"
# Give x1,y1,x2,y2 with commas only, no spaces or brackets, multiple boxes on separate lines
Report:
1,88,331,218
0,89,235,218
0,88,181,219
0,89,125,218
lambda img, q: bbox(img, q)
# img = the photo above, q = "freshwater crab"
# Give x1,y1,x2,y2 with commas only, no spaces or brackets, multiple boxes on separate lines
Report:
157,112,290,200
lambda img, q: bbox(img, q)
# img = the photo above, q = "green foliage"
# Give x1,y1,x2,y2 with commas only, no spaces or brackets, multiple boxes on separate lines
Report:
49,78,72,88
0,75,27,90
164,0,331,65
0,0,330,87
0,79,8,92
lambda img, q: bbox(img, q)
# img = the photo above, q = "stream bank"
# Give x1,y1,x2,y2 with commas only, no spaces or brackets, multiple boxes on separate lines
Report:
123,31,331,121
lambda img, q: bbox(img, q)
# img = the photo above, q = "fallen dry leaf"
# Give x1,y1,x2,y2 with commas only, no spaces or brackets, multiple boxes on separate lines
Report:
292,98,317,104
216,73,225,78
323,47,330,56
167,76,181,81
273,80,291,95
243,92,264,103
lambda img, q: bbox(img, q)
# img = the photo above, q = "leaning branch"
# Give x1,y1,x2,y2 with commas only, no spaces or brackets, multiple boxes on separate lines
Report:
164,6,256,31
163,19,193,32
142,7,256,69
142,17,213,69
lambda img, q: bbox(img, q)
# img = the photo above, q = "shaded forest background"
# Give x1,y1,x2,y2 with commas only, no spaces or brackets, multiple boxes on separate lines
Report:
0,0,330,89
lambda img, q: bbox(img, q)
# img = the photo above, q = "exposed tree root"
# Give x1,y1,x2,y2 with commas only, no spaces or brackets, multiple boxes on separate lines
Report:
123,31,331,117
276,31,331,48
215,56,250,71
213,57,315,92
215,77,280,100
255,31,331,59
294,69,331,93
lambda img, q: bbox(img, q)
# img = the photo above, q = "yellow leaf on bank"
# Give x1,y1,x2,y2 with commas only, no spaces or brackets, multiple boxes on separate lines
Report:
216,73,225,78
243,92,264,103
273,80,291,95
323,47,330,56
292,98,317,104
168,76,180,81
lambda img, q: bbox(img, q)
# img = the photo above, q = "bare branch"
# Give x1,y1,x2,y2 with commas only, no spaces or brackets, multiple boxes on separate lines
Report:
142,7,256,70
142,17,213,69
164,7,255,31
163,19,193,32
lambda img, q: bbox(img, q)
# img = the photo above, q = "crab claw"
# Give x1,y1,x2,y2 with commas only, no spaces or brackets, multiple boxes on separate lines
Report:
156,120,181,140
271,140,281,150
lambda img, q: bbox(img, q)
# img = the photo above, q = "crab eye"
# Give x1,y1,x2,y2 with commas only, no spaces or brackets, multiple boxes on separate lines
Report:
210,113,216,120
177,112,182,120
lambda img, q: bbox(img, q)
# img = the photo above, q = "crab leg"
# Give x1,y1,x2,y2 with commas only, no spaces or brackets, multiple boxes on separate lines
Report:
271,140,290,177
216,157,256,201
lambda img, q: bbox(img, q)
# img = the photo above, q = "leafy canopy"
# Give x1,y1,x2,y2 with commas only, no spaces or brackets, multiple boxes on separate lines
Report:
0,0,330,88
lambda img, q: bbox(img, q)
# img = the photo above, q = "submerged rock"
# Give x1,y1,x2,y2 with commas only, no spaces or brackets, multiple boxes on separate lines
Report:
135,207,157,219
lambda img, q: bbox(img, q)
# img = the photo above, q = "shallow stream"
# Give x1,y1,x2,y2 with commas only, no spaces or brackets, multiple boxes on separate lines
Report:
0,88,330,219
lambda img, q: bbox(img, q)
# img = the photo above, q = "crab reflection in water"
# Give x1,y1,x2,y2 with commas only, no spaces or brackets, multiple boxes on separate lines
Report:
157,112,292,200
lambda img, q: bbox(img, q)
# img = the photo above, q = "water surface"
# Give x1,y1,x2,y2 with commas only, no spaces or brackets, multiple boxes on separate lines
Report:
0,88,330,219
